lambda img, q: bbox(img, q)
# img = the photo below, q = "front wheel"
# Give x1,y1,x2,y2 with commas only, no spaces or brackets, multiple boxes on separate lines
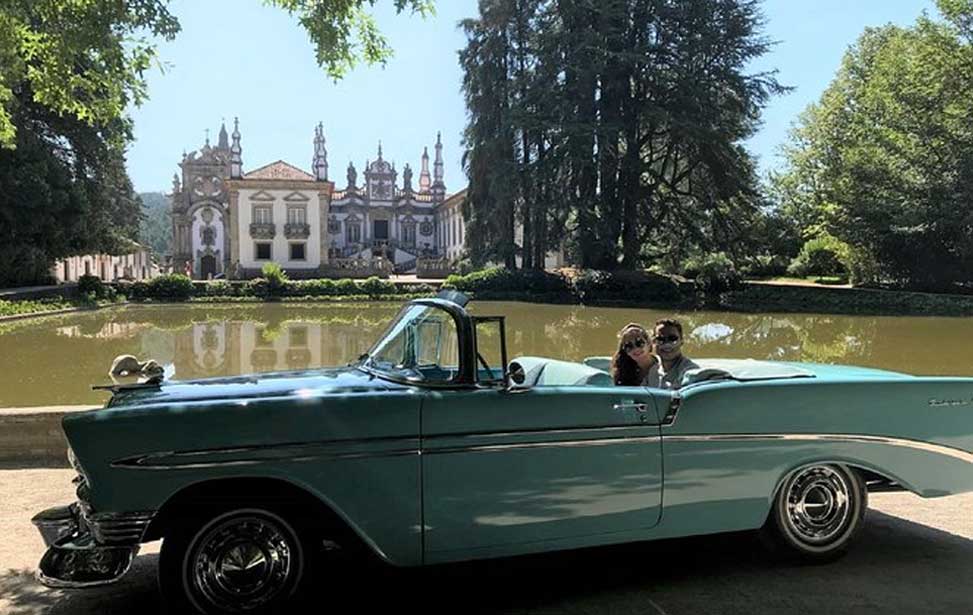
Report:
761,463,867,563
159,504,309,614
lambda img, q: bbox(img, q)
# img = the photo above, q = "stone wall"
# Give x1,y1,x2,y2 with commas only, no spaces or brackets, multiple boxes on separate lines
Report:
0,407,94,465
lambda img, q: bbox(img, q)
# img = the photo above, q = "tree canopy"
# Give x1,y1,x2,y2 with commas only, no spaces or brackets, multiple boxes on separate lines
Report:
460,0,783,270
772,1,973,290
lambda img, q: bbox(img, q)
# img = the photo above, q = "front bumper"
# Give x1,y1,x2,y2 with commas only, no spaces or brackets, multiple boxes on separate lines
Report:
31,503,153,588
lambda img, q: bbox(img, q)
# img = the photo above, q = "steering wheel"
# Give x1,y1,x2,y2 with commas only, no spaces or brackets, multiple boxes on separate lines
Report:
477,352,498,381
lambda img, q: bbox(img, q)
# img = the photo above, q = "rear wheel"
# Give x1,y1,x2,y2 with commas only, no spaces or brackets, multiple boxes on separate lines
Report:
761,463,867,562
160,502,313,614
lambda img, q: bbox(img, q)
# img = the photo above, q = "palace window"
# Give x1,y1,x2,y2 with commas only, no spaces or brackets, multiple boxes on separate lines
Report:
253,206,273,225
287,207,306,225
346,223,361,243
289,243,306,261
255,242,272,260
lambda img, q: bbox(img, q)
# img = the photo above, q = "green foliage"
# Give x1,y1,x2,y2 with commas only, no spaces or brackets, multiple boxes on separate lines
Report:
460,0,783,271
267,1,435,79
359,276,395,297
570,270,683,303
0,112,142,287
205,280,235,297
144,274,194,301
0,1,180,149
0,297,72,317
687,253,744,297
257,263,290,297
787,235,850,278
139,192,170,257
444,267,567,294
77,275,106,299
334,279,360,296
292,279,337,297
772,10,973,291
738,254,790,279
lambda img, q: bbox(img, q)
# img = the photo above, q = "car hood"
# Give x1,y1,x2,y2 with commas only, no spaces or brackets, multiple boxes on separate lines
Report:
107,366,401,408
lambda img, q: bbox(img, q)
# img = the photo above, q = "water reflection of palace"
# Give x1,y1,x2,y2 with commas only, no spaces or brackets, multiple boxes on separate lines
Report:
172,319,380,380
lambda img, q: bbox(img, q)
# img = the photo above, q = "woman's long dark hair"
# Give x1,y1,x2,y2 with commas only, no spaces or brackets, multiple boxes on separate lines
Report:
612,323,647,386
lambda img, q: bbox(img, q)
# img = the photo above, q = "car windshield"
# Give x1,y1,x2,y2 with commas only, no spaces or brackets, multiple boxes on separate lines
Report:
363,304,460,383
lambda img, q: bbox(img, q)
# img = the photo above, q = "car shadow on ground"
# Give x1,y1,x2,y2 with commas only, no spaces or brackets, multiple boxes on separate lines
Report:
3,511,972,615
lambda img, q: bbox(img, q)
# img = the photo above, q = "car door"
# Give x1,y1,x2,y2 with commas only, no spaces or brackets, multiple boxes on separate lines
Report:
421,383,669,563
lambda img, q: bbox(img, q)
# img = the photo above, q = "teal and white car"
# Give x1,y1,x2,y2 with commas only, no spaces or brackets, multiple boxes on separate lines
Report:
33,292,973,614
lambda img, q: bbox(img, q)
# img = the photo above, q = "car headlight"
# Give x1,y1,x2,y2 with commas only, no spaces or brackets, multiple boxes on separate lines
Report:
67,447,88,483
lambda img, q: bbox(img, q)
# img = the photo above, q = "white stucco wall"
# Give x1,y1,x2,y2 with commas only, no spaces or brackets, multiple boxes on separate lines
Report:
237,188,322,270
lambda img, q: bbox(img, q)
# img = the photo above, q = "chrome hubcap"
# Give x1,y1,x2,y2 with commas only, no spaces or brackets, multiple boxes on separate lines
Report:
189,512,298,612
784,466,851,545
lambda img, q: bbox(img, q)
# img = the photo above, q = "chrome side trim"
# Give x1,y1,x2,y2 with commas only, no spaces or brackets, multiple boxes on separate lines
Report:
664,434,973,464
114,448,419,471
426,435,662,455
112,436,421,470
423,424,651,440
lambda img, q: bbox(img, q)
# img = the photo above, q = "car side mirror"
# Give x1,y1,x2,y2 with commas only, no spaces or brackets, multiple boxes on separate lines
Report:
508,361,526,386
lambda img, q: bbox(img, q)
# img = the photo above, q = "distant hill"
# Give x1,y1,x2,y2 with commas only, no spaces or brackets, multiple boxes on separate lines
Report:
139,192,171,258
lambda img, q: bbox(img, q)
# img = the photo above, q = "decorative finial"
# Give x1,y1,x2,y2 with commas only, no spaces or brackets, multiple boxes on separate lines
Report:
204,128,210,147
377,141,383,159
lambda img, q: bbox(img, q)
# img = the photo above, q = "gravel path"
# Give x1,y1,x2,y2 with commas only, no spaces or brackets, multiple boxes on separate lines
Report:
2,468,971,614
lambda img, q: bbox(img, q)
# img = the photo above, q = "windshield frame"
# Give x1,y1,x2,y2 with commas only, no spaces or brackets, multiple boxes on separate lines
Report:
358,298,475,388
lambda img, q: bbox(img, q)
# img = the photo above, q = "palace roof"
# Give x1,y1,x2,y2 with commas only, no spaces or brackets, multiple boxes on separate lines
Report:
243,160,315,182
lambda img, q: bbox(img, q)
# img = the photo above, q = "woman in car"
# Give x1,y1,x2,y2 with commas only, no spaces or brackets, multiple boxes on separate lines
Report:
611,323,657,386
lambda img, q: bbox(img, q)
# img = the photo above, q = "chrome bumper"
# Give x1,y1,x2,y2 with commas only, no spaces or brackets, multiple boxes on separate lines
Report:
31,503,153,588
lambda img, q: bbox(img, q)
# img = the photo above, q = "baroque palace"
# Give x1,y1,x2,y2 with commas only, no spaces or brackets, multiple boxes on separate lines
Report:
170,119,467,279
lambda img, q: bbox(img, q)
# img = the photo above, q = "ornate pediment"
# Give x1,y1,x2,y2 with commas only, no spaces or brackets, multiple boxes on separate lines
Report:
283,191,311,202
243,160,315,182
249,190,276,202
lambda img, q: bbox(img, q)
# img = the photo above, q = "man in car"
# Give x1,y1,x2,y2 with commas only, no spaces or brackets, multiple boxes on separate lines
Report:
643,318,698,390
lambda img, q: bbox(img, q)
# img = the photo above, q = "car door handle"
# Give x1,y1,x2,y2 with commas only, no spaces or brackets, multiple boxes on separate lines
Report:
613,403,648,413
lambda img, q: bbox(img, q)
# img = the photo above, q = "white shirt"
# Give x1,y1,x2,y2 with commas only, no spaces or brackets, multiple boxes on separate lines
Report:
642,355,699,390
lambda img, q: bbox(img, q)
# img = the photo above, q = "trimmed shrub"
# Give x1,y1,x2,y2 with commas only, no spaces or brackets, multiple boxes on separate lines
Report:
205,280,235,297
571,269,683,303
145,274,195,301
360,276,395,297
788,234,849,278
691,253,744,296
293,279,337,297
399,283,437,296
77,275,106,299
444,267,571,296
334,279,359,296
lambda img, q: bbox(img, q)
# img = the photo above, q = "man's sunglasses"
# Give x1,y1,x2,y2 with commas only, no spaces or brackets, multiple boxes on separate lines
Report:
654,334,680,344
622,337,648,352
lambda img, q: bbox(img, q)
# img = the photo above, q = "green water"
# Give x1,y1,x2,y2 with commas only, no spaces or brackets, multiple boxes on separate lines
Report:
0,301,970,407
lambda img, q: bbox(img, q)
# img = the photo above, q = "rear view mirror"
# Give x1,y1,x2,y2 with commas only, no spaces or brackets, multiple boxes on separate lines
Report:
508,361,526,385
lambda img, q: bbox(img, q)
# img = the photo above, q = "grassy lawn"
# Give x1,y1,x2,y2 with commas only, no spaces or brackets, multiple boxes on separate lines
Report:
762,276,850,286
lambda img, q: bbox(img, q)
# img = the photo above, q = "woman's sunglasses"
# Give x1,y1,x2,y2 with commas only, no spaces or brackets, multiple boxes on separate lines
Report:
622,337,648,352
653,334,680,344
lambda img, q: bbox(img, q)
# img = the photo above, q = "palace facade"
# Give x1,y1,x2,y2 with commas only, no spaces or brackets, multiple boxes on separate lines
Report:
171,119,460,279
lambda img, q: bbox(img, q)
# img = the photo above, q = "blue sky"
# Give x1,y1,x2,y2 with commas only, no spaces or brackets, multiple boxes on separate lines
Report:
127,0,939,194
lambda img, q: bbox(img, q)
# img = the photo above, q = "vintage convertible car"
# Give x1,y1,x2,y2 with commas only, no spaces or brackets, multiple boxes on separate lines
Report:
33,292,973,614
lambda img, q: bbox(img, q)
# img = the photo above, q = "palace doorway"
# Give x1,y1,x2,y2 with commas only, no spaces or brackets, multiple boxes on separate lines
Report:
200,255,217,279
